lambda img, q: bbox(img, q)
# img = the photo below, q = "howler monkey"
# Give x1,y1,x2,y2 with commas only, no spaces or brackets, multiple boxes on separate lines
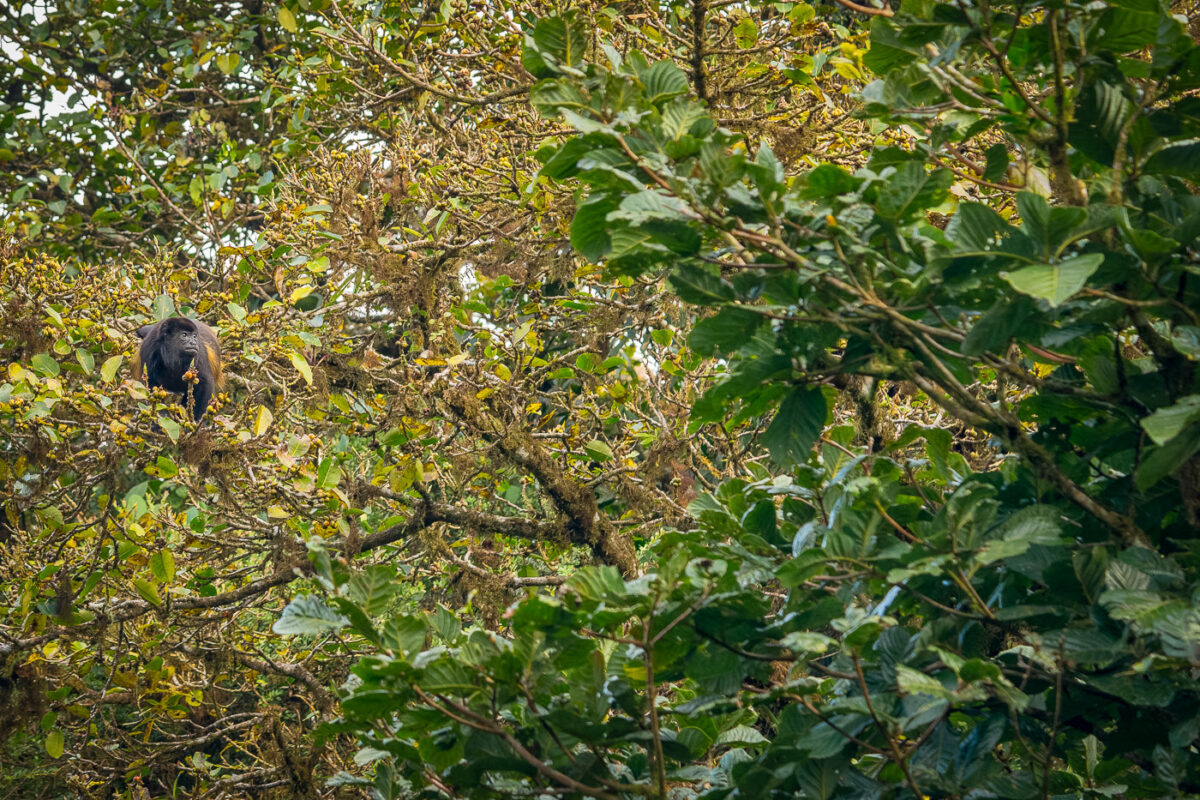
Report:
132,317,225,421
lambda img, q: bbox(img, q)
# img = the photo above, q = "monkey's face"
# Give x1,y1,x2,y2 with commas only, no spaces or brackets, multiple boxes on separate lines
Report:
169,330,199,373
160,324,200,373
174,329,199,358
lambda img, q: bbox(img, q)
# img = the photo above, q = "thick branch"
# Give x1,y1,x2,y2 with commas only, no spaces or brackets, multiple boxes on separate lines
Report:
442,387,638,575
691,0,709,102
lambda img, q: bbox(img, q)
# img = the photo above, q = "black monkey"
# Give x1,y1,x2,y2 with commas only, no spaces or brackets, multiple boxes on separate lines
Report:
131,317,225,421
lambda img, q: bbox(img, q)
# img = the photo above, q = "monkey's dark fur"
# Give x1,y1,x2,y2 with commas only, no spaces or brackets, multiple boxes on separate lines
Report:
132,317,224,421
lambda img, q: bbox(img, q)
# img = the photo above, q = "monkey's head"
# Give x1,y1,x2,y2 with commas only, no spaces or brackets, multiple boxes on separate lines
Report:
137,318,200,372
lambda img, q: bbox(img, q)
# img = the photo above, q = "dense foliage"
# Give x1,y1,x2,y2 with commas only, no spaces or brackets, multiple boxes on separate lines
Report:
2,0,1198,798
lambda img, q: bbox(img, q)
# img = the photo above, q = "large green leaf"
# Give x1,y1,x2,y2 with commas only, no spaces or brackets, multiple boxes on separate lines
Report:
347,565,399,616
669,265,736,306
273,595,349,635
1001,253,1104,306
1136,424,1200,489
864,16,918,73
762,386,827,467
1015,192,1093,258
688,307,766,357
638,59,689,105
946,202,1025,255
1143,142,1200,180
529,15,587,72
874,163,953,222
961,296,1034,356
571,196,617,262
1140,395,1200,445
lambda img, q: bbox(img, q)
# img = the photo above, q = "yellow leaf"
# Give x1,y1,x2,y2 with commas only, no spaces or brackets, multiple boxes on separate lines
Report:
290,352,313,384
277,5,298,32
289,285,313,304
215,52,240,75
254,405,274,436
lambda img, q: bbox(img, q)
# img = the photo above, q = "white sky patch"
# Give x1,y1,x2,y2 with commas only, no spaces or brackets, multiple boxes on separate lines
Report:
0,2,84,118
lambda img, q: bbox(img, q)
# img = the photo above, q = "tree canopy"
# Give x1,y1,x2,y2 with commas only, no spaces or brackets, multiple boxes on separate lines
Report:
2,0,1199,798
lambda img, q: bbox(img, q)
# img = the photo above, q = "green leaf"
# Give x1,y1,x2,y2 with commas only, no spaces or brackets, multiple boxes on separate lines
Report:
668,266,735,306
661,100,709,141
332,596,380,643
976,505,1065,565
1136,424,1200,490
1141,395,1200,445
428,605,462,641
982,143,1010,183
152,456,178,479
947,202,1022,253
1001,253,1104,307
274,595,349,635
346,565,398,616
688,307,765,357
874,163,952,222
45,730,64,759
316,458,342,489
1016,192,1092,258
151,292,176,320
864,16,916,73
149,549,176,583
381,615,428,658
639,59,689,104
961,296,1034,356
157,417,181,443
133,578,162,606
31,353,60,377
795,759,843,800
762,386,827,468
531,15,587,71
1089,7,1159,52
1057,628,1124,667
1126,227,1180,256
732,16,758,49
1143,142,1200,180
100,355,123,383
75,348,94,374
539,135,607,180
571,197,616,262
897,664,954,699
716,725,768,746
584,440,614,461
804,164,859,198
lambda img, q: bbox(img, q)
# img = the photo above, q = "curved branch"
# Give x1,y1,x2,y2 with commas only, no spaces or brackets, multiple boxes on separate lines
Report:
831,0,894,16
